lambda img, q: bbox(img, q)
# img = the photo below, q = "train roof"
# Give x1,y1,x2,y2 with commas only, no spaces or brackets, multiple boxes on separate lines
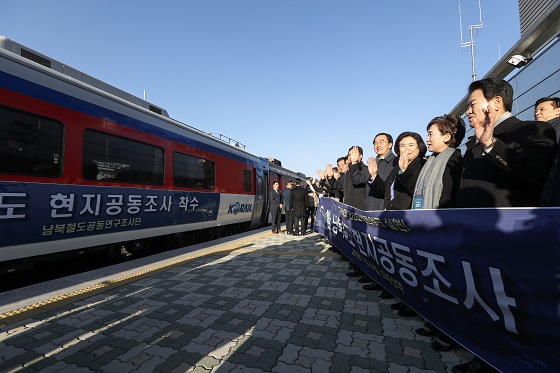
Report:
0,36,169,118
0,37,250,155
0,36,305,176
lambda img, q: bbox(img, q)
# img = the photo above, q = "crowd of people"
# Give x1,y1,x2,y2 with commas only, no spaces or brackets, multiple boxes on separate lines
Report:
269,78,560,373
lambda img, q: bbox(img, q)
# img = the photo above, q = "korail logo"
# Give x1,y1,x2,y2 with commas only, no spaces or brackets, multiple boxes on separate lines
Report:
228,202,253,214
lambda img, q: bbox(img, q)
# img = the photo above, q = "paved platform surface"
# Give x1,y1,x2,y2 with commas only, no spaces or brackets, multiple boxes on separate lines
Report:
0,230,472,372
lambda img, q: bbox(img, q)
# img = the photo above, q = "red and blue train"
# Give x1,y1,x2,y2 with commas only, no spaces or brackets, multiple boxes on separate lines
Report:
0,36,304,273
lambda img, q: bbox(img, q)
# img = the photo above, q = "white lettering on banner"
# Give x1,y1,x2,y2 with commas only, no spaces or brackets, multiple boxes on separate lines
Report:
79,194,102,216
361,232,379,265
350,227,361,249
392,243,418,287
323,201,523,336
490,267,518,334
42,218,143,236
50,193,75,218
190,197,199,210
145,195,158,212
127,195,142,214
160,195,172,212
373,237,396,274
179,196,188,211
383,218,411,232
106,195,123,215
462,262,518,334
417,250,459,304
0,192,27,219
337,206,411,232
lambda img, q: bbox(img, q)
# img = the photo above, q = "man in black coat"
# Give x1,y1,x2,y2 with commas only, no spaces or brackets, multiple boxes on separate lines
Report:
452,79,557,373
534,97,560,206
455,78,557,208
289,179,308,236
269,180,282,233
343,146,369,210
281,181,295,234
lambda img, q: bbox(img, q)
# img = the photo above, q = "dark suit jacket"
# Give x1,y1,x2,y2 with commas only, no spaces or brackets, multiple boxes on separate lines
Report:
456,116,557,207
290,185,308,217
368,157,425,210
366,152,398,210
343,161,369,210
270,188,281,211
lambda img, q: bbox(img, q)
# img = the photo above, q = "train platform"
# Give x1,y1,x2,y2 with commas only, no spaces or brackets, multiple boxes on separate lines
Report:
0,228,473,373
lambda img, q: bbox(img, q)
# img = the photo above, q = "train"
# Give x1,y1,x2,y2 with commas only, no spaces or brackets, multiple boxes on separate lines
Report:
0,36,305,274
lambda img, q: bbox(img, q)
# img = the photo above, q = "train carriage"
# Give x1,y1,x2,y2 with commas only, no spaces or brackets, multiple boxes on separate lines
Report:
0,36,303,272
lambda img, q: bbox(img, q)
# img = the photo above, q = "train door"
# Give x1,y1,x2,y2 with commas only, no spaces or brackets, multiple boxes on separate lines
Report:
250,159,268,229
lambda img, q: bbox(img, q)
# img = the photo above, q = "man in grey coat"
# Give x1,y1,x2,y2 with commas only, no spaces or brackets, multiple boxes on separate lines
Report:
366,133,398,211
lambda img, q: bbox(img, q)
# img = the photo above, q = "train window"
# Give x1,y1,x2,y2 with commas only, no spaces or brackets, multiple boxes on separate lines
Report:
0,105,63,177
83,129,164,185
243,170,252,192
173,152,215,189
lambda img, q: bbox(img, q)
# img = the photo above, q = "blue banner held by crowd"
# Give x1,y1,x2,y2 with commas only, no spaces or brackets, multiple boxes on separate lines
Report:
315,197,560,373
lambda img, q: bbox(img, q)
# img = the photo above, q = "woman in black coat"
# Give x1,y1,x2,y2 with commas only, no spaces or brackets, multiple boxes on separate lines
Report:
365,131,427,312
367,132,427,210
410,114,466,350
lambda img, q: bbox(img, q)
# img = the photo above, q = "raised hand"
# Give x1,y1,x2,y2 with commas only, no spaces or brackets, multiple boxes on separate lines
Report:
398,151,410,173
367,156,378,178
326,164,333,177
473,104,496,147
349,146,360,164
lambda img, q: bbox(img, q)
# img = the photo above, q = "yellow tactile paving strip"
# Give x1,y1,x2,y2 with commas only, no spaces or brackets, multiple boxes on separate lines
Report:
0,231,335,327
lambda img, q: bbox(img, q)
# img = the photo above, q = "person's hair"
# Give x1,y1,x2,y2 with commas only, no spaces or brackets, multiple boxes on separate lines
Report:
394,131,427,158
373,133,393,146
332,167,338,172
535,97,560,109
336,156,346,164
468,78,514,112
426,114,466,148
273,180,279,185
347,146,363,156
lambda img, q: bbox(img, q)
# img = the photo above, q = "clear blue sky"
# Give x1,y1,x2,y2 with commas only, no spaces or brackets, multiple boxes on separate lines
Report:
1,0,520,178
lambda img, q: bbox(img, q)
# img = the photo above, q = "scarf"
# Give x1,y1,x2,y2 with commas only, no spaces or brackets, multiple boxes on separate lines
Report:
412,146,455,209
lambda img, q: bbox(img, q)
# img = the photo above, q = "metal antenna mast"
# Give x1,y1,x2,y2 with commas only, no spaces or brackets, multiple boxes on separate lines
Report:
459,0,483,81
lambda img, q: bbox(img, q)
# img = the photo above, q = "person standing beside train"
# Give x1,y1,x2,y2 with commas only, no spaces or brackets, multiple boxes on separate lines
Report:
281,181,295,235
290,178,308,236
269,180,282,234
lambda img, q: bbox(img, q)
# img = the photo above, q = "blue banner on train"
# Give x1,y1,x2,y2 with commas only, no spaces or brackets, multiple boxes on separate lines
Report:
0,182,220,247
315,197,560,373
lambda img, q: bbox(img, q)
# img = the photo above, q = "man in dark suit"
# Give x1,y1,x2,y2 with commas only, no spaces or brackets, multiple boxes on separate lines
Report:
455,78,557,208
452,78,557,373
366,133,398,211
269,180,282,234
534,97,560,206
343,146,369,210
281,181,295,234
289,178,308,236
